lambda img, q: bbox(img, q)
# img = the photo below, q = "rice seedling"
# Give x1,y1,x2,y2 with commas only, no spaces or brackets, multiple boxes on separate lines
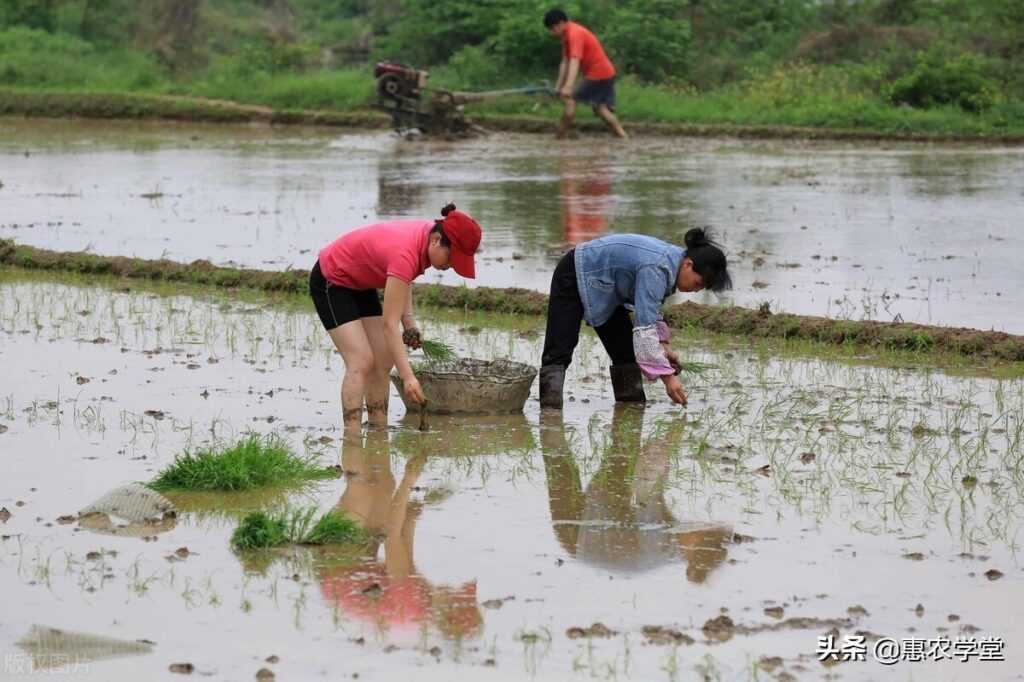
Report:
230,508,369,549
419,338,458,363
148,433,335,492
673,361,717,376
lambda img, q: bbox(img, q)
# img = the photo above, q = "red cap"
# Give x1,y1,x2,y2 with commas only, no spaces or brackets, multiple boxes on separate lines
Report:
442,211,481,279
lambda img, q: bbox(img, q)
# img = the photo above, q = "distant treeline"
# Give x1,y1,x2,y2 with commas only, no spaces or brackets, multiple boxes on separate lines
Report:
1,0,1023,133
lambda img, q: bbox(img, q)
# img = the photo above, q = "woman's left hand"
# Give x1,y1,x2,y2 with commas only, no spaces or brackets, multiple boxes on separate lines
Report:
662,344,682,374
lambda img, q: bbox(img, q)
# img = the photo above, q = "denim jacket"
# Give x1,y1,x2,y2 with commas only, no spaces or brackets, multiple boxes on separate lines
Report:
574,235,685,329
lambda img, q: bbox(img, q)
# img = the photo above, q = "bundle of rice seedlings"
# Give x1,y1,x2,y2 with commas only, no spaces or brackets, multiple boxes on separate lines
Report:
231,508,370,550
419,339,458,363
148,433,335,492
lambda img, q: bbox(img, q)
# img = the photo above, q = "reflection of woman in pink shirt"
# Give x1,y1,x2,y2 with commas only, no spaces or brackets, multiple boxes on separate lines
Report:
309,204,482,428
319,429,482,643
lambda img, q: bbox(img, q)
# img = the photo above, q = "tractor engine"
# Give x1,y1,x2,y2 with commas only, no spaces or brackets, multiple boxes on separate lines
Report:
373,61,428,101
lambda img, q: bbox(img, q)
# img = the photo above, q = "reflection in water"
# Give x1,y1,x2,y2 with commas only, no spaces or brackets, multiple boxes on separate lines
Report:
16,624,154,669
393,411,536,457
541,405,732,582
560,152,614,245
320,429,481,642
376,155,427,218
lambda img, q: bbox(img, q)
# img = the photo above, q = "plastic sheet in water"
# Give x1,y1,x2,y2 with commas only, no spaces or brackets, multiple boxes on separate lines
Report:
77,483,177,538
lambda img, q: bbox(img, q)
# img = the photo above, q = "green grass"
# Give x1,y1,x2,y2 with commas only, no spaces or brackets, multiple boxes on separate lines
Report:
2,52,1022,138
230,508,370,549
148,433,335,492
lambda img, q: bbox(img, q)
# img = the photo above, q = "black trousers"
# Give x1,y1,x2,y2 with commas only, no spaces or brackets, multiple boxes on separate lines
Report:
541,250,635,368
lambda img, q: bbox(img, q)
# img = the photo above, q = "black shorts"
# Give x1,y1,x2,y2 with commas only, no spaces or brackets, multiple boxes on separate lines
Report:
309,260,382,331
574,77,616,110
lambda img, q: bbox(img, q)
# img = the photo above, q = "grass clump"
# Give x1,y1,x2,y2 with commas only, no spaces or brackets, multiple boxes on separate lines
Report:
231,508,369,550
148,433,335,492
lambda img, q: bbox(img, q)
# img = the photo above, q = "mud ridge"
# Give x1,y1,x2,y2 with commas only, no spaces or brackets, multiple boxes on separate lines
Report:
3,240,1023,362
3,89,1024,144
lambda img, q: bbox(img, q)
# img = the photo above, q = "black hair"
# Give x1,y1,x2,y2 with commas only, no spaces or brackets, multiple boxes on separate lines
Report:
543,8,568,27
684,227,732,293
429,202,455,247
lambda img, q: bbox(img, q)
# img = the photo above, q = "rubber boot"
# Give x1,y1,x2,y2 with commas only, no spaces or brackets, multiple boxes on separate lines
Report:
610,363,646,403
539,365,566,409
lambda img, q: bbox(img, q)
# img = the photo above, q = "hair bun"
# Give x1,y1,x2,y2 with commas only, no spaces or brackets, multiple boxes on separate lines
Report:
440,203,457,217
684,227,711,249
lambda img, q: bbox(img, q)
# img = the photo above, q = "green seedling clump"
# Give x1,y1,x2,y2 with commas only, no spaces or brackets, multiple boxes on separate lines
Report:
149,433,334,492
676,361,716,375
230,511,288,550
231,508,369,549
419,339,458,363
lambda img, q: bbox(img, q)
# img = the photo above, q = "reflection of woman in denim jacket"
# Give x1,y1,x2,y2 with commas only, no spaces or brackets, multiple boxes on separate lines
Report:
540,229,731,407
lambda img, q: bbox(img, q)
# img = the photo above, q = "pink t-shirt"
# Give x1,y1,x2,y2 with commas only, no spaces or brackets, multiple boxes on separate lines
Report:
318,220,432,289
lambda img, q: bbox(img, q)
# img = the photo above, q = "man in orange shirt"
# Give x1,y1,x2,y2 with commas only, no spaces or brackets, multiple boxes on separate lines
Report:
544,8,628,139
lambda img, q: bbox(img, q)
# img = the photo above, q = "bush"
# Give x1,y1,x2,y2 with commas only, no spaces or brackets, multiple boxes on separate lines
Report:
489,0,566,78
888,46,999,112
0,26,163,90
603,0,691,82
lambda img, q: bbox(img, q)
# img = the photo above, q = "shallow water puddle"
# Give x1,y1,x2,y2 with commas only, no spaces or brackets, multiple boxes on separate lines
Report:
1,279,1023,680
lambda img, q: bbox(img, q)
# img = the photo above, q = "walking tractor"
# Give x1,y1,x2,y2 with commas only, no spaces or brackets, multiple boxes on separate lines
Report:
370,61,556,137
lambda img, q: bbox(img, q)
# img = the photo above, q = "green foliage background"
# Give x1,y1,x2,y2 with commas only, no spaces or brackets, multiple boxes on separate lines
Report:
1,0,1023,134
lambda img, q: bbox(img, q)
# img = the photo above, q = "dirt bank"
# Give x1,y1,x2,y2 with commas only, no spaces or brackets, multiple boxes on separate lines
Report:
3,89,1024,144
0,89,387,128
4,240,1022,362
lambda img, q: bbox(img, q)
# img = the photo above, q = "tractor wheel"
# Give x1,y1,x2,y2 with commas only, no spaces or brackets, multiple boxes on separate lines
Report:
378,74,403,100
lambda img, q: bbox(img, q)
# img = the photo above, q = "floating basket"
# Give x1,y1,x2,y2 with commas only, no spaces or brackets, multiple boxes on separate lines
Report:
391,358,537,414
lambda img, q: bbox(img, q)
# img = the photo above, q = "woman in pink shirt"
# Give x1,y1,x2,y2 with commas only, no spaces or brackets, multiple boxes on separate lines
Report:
310,204,482,427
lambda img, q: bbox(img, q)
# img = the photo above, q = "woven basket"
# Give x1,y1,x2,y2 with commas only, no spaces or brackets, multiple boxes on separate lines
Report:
391,358,537,414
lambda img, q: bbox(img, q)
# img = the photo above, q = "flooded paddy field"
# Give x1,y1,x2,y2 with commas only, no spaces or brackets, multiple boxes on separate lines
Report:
2,118,1024,331
1,274,1023,681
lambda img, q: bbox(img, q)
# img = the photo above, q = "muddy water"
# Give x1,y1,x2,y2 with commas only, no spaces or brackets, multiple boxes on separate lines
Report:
1,276,1022,680
2,118,1023,332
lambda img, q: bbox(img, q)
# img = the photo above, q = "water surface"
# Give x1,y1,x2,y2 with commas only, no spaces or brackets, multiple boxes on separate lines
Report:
2,118,1022,331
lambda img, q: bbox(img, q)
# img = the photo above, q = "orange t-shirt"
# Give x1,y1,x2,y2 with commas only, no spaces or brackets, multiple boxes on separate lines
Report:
562,21,616,81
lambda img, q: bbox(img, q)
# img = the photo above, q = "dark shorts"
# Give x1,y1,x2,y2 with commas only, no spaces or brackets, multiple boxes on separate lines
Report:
573,77,616,110
309,260,382,331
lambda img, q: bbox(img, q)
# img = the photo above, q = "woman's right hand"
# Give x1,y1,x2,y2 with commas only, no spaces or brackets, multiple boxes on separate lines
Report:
403,374,427,406
662,374,688,406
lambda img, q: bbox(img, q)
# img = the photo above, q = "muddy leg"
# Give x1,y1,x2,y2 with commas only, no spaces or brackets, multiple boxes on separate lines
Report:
594,104,628,139
328,321,375,428
556,98,577,138
359,316,393,427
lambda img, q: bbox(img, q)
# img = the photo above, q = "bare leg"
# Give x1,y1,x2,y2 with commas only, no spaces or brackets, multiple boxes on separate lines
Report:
594,104,628,139
327,321,375,428
557,98,577,138
359,316,394,427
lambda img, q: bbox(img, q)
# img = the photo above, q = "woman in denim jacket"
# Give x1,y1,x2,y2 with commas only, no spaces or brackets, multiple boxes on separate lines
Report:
539,228,731,408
